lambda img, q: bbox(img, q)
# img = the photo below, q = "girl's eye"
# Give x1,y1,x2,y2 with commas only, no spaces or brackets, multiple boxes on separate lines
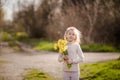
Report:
68,33,71,35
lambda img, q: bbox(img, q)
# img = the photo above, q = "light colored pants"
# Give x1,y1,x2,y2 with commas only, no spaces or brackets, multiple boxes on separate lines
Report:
63,71,79,80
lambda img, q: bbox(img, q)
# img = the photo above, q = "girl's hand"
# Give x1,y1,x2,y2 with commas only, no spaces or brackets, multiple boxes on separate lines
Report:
63,55,69,60
65,60,72,64
63,55,72,64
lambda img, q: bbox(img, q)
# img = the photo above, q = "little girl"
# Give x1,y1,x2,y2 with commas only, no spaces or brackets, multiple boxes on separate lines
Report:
58,27,84,80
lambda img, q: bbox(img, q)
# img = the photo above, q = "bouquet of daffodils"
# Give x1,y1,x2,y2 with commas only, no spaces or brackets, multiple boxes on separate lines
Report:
54,39,72,69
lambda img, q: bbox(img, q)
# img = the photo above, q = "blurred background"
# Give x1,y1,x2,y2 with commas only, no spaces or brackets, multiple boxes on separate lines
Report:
0,0,120,51
0,0,120,80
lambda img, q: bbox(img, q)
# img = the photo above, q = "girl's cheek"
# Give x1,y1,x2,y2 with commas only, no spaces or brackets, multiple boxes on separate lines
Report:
66,37,69,41
74,36,76,40
66,35,69,39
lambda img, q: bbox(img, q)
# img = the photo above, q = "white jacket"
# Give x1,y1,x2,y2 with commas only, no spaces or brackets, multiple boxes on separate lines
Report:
58,42,84,71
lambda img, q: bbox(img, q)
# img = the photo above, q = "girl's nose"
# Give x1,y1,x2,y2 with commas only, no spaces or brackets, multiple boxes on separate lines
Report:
70,36,73,38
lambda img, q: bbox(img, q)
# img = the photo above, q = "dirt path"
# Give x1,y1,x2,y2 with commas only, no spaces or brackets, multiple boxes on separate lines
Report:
0,49,120,80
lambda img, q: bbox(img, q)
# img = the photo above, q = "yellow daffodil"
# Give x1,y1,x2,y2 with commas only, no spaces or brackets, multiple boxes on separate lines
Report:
53,43,58,50
53,39,71,69
57,39,67,53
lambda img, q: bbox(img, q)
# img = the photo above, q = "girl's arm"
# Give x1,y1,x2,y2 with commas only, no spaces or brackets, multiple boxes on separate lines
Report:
71,44,85,64
58,54,64,62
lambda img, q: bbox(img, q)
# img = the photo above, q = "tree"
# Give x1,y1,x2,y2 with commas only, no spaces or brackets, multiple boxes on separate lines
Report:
61,0,120,46
13,0,63,40
0,0,6,30
13,0,120,47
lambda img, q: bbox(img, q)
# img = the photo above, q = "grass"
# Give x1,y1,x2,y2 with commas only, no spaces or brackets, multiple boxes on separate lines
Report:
0,77,4,80
80,59,120,80
23,60,120,80
34,40,53,51
81,44,119,52
0,31,26,51
21,39,120,52
1,31,120,52
21,39,54,51
8,40,21,51
23,69,56,80
0,60,8,64
1,32,10,41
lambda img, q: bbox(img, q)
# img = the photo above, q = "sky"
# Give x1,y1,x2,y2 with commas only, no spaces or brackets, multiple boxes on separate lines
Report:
1,0,40,21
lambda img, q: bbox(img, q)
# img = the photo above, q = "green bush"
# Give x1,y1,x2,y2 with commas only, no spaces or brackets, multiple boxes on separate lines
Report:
20,39,120,52
1,32,10,41
34,40,53,51
8,41,16,47
21,39,54,51
8,41,21,51
81,44,118,52
15,32,28,41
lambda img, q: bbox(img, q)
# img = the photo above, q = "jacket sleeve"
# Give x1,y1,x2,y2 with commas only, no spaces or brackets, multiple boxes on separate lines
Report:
58,54,64,62
72,44,84,64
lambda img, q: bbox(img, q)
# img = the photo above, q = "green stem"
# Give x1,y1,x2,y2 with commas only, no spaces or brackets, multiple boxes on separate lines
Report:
64,50,72,69
64,50,68,55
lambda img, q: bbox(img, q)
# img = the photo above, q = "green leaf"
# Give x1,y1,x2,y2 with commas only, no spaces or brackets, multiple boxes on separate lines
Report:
64,50,68,55
67,64,72,69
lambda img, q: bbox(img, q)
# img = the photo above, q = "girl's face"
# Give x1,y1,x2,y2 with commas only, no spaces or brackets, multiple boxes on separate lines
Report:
66,30,76,42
